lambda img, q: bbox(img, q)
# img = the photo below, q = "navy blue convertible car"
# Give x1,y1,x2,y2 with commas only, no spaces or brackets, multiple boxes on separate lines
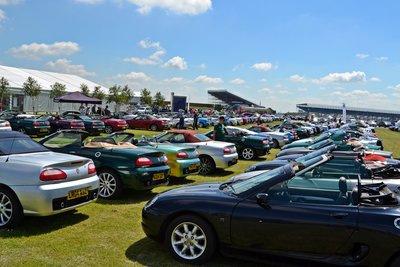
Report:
142,154,400,266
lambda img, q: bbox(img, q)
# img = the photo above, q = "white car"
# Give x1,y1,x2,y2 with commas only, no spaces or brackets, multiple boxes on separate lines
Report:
0,119,11,131
0,131,99,228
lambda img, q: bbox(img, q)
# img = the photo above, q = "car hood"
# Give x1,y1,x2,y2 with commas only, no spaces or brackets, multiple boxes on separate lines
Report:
157,183,235,201
193,140,235,148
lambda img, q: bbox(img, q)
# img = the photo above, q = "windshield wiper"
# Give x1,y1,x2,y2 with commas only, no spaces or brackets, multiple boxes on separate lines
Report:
219,179,244,191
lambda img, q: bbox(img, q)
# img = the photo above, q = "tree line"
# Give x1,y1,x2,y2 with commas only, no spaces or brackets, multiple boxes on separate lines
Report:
0,76,168,113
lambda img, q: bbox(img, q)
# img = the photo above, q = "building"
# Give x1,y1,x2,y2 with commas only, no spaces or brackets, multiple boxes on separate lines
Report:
296,103,400,120
208,89,264,108
0,65,111,113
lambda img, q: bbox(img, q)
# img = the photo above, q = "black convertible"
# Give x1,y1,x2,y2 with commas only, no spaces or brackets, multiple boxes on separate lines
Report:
142,154,400,266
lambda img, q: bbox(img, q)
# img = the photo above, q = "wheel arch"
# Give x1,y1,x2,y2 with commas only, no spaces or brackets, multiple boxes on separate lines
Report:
385,251,400,267
0,183,23,209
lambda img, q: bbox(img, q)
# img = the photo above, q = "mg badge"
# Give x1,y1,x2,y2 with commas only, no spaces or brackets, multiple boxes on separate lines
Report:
95,152,101,158
394,218,400,229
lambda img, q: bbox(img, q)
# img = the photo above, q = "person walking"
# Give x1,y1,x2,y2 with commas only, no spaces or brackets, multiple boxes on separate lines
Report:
79,103,86,115
104,105,111,116
178,111,185,129
213,116,228,141
193,110,199,130
91,104,96,115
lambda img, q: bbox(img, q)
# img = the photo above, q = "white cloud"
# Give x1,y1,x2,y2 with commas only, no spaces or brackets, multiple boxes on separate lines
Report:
10,41,80,60
331,89,386,98
355,53,369,59
232,64,241,72
278,90,289,94
258,88,272,93
46,58,95,77
375,56,388,61
123,57,157,65
251,62,273,71
259,78,267,82
319,71,366,83
230,78,245,85
388,84,400,91
149,50,165,61
289,71,366,84
164,77,185,83
0,9,5,22
126,0,212,15
162,56,188,70
289,74,306,83
369,77,381,82
118,72,151,81
138,39,163,50
74,0,103,4
193,75,223,84
199,63,206,69
0,0,23,5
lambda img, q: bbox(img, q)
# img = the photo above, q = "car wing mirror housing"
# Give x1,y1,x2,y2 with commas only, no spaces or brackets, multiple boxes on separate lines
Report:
256,193,269,206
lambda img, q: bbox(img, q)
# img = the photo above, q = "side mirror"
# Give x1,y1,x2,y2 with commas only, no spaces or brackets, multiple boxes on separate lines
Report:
256,193,269,206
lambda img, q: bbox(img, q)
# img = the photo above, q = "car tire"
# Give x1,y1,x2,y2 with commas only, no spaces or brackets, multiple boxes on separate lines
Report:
98,169,123,199
0,187,24,229
272,139,280,148
198,155,216,175
198,122,204,128
241,147,255,160
150,124,158,131
105,126,113,134
17,127,27,134
388,255,400,267
165,215,217,265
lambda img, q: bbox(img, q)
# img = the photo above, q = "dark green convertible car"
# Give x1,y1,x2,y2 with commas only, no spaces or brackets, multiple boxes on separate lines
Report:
39,130,170,199
0,113,50,136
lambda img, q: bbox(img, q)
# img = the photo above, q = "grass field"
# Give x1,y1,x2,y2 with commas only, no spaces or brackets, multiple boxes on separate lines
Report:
1,127,399,266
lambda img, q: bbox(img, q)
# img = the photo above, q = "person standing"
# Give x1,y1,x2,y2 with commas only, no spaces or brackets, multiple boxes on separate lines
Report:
104,105,111,116
213,116,228,141
193,110,199,130
178,111,185,129
79,103,86,115
92,104,96,115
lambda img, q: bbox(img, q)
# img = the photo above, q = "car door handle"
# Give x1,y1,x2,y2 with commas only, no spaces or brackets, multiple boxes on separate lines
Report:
330,212,348,219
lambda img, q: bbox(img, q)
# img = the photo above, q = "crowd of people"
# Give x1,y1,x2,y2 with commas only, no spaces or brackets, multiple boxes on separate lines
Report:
79,103,111,117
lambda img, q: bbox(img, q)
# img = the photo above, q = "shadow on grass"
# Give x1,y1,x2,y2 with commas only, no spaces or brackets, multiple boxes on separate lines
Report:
0,210,88,238
205,169,235,177
125,237,254,267
96,189,158,205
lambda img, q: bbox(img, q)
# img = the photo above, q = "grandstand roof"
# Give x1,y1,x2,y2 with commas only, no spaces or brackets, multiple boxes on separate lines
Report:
208,89,263,107
0,65,107,93
297,103,400,118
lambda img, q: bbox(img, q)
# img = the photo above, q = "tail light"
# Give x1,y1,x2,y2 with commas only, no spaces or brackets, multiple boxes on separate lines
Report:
4,122,10,127
177,152,188,159
262,140,268,145
88,163,96,174
162,156,168,164
45,121,50,126
33,121,40,126
223,148,232,154
40,168,67,181
136,157,153,167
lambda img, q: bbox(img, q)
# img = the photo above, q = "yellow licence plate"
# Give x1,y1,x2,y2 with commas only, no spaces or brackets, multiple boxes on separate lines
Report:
189,164,198,171
67,188,89,200
153,172,165,181
40,128,48,132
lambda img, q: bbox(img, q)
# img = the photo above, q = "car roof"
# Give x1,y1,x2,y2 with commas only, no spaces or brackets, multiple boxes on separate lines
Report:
0,131,29,139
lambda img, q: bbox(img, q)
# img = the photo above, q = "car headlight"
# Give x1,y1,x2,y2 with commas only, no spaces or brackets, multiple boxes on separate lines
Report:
144,196,159,210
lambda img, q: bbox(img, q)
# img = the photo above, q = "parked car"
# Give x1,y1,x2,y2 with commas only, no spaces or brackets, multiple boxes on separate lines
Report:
39,130,170,199
40,115,85,132
126,114,170,131
247,125,293,148
205,126,270,160
0,114,51,136
101,117,128,134
0,119,11,131
152,130,238,174
136,106,152,113
63,113,105,135
142,156,400,266
106,132,201,178
274,123,310,139
0,131,99,228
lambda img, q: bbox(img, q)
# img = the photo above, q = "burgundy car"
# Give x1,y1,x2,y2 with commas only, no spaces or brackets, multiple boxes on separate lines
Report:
126,114,169,131
102,118,128,134
41,115,85,132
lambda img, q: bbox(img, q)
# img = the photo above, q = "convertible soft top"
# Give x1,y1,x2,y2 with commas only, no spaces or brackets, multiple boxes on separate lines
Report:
0,131,28,139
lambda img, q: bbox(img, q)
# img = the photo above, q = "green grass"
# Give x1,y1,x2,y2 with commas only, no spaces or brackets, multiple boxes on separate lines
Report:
2,127,399,266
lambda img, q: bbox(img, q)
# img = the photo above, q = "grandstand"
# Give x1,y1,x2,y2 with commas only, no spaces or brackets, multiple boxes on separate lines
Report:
296,103,400,120
208,89,264,108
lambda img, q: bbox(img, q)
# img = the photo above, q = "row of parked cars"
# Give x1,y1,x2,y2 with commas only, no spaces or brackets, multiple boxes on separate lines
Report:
141,121,400,267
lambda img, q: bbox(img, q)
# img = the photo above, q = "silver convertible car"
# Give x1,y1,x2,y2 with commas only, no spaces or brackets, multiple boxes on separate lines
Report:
0,131,99,228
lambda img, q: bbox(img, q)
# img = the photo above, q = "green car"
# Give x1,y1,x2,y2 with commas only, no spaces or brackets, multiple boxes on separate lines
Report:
39,130,170,199
1,113,50,136
106,132,201,178
281,131,335,150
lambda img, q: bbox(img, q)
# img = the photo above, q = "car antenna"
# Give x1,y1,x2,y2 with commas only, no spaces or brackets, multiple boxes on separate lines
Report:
5,136,16,163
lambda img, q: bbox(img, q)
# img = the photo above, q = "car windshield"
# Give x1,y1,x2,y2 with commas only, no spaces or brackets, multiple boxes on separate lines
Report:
0,138,49,155
230,165,294,194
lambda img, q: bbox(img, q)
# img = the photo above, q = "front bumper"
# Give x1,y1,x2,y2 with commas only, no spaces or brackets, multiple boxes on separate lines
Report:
214,153,239,169
0,126,12,131
11,175,99,216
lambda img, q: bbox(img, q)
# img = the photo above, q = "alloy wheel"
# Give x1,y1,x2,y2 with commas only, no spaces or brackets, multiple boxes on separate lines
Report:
199,157,213,174
171,222,207,260
242,147,254,160
0,193,12,227
105,126,113,134
99,172,117,198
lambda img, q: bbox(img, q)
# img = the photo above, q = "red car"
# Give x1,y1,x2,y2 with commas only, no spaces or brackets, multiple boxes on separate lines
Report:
126,114,169,131
102,118,128,134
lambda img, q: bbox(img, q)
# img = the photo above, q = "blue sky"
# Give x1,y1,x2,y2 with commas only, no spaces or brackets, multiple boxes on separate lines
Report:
1,0,400,111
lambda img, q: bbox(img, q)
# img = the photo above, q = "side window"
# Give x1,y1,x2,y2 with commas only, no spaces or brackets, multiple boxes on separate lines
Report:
43,133,82,148
173,134,185,143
